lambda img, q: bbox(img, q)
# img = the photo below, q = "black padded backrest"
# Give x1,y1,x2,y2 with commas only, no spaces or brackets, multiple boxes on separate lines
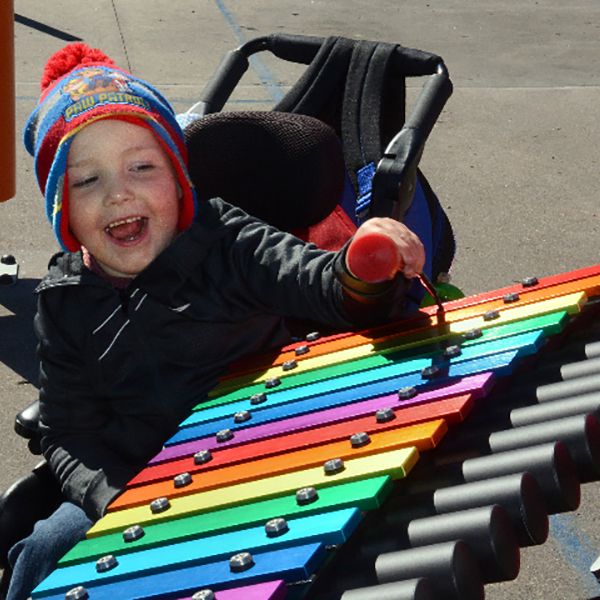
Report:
184,111,346,231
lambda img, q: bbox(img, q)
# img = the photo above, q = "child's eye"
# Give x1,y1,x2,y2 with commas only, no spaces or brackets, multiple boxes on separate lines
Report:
132,163,155,172
71,176,98,189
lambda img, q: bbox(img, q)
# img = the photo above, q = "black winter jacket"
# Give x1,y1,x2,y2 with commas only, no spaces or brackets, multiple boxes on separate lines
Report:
35,198,409,520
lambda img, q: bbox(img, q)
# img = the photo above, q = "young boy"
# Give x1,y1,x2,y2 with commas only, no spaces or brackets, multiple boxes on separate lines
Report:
6,43,425,598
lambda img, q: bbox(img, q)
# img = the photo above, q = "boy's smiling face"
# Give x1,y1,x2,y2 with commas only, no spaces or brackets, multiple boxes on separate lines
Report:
67,119,181,278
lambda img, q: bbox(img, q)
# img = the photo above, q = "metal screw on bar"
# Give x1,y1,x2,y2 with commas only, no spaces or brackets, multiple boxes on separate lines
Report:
503,292,520,303
421,365,440,379
295,345,310,356
229,551,255,572
483,309,500,321
265,377,281,389
375,407,396,423
150,497,170,514
521,276,539,287
323,458,345,475
122,524,145,542
282,359,297,371
191,590,216,600
250,392,267,405
216,429,234,443
96,554,118,573
296,486,319,505
442,344,462,359
398,386,417,400
350,432,371,448
234,410,251,423
65,586,88,600
306,331,320,342
265,517,289,537
174,472,192,488
463,328,483,340
194,449,213,465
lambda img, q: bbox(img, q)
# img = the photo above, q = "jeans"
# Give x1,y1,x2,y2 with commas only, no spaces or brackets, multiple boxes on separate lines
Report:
6,502,92,600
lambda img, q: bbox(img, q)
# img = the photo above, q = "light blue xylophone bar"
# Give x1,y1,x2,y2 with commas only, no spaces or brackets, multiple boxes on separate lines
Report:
33,543,326,600
168,331,546,445
197,310,568,408
178,327,548,431
152,373,495,465
35,508,361,595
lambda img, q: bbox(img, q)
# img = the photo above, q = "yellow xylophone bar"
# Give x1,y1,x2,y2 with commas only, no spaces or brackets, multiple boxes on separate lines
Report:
185,291,585,428
87,446,419,537
217,266,600,389
208,279,596,401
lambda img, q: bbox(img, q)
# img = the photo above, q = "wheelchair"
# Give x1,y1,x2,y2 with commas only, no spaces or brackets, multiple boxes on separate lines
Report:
0,33,457,592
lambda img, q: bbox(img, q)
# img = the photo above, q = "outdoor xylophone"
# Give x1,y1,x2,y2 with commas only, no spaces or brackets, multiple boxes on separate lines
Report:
31,264,600,600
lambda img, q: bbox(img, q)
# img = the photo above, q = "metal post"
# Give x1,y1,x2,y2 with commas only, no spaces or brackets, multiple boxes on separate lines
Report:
0,0,15,202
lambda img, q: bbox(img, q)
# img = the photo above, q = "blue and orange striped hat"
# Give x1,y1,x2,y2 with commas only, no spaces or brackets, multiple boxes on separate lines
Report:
24,43,198,252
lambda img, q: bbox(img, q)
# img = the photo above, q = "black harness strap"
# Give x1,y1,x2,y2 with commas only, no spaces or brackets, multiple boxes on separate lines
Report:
339,40,406,220
340,40,378,190
274,36,353,130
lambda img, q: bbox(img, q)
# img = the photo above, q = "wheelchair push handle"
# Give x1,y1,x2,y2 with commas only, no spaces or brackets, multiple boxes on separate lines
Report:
195,33,446,116
369,62,452,220
193,34,323,116
404,63,452,134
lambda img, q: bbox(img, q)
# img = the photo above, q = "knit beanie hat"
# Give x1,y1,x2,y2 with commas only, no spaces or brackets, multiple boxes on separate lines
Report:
24,43,198,251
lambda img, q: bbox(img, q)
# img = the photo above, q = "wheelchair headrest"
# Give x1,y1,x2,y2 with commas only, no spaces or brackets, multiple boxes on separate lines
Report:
184,111,346,231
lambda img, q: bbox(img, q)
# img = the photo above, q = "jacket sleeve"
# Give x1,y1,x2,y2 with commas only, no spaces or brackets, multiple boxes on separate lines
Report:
35,292,140,521
209,199,411,327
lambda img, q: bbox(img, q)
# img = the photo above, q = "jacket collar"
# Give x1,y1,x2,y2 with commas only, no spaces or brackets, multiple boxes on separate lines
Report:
35,251,114,293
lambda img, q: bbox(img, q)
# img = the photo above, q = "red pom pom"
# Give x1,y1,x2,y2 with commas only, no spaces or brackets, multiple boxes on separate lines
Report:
40,43,117,92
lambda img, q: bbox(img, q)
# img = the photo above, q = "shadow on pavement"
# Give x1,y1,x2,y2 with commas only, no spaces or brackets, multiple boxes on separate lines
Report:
0,278,40,387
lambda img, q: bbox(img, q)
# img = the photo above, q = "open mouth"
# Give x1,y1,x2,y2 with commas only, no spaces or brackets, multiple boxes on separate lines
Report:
105,216,148,243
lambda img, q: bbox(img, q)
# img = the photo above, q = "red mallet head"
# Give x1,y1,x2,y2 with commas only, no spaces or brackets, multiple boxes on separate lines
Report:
346,232,402,282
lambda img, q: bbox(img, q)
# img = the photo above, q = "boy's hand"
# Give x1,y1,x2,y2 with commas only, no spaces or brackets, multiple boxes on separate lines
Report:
346,218,425,282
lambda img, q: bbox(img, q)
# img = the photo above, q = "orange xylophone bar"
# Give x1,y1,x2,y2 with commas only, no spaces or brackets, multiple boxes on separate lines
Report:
221,264,600,382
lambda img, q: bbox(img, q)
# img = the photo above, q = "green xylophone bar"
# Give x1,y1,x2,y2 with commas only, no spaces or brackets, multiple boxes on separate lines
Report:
201,288,587,410
167,328,550,446
61,477,392,566
88,447,418,537
218,266,600,384
181,309,571,427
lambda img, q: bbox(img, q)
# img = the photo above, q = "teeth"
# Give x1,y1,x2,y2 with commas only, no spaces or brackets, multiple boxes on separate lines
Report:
105,216,144,231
